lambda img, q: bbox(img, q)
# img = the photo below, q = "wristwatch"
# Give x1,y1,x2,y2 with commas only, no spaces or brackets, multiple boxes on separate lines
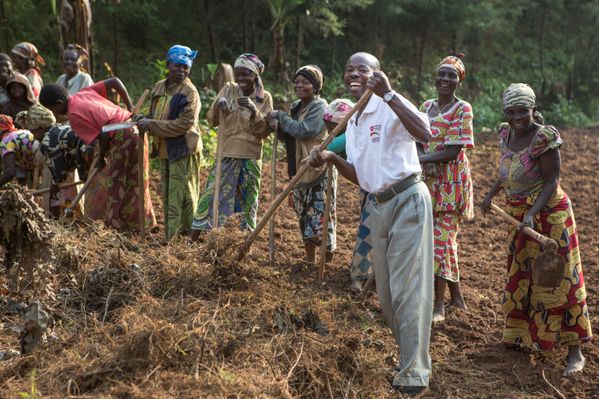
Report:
383,90,397,103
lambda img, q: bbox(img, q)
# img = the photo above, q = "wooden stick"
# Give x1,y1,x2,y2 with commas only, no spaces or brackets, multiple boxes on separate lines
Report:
133,89,149,240
211,95,229,228
237,89,373,261
64,166,100,216
29,180,84,196
490,203,558,253
319,165,334,280
138,130,146,239
268,131,278,267
357,271,375,302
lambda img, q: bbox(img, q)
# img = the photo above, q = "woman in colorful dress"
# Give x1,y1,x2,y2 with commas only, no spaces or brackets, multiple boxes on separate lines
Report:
418,55,474,323
0,114,39,187
190,53,272,239
39,79,156,232
56,44,94,95
10,42,44,99
268,65,335,264
137,45,202,241
16,104,93,216
482,83,592,376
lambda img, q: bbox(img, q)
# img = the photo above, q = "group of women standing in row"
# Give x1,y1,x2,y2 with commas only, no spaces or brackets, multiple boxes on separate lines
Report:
0,41,591,376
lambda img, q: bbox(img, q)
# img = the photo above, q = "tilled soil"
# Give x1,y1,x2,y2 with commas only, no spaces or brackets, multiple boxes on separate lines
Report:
0,127,597,398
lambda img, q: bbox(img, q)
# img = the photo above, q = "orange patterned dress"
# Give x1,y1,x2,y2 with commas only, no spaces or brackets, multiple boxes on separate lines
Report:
497,123,592,349
420,99,474,282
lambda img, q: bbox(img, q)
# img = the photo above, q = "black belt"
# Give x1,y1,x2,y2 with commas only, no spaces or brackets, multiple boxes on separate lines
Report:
371,174,421,204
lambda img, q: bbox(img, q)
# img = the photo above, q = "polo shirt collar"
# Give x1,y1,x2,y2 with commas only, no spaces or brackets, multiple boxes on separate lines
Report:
362,93,382,115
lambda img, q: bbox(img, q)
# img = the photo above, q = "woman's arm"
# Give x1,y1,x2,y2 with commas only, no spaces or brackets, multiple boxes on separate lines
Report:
95,131,111,170
520,148,560,228
481,179,503,215
0,153,16,186
276,102,325,140
419,145,463,163
103,77,134,111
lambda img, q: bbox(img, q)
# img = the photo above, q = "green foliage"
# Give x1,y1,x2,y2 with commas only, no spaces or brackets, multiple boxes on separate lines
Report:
149,59,168,82
544,96,592,128
3,0,598,130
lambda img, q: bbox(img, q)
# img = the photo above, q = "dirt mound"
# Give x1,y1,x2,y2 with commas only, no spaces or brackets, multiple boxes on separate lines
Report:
0,128,597,398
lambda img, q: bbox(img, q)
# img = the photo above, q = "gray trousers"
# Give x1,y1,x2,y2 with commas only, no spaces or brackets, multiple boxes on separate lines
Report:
364,181,434,387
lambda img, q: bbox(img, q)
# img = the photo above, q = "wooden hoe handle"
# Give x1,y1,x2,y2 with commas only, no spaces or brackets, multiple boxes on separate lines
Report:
490,203,558,253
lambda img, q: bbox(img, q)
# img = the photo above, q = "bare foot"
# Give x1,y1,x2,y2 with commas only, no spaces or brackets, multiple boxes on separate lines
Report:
447,281,467,310
432,303,445,324
563,346,586,376
447,299,468,310
189,229,201,243
350,280,364,295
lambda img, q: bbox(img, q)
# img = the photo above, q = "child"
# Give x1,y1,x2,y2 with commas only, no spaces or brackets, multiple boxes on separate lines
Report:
39,79,156,232
56,44,94,95
2,73,36,120
10,42,44,99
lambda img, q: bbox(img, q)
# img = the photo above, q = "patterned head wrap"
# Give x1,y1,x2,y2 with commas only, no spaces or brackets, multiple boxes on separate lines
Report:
502,83,544,124
15,104,57,131
11,42,45,69
502,83,536,109
295,65,324,93
166,45,198,68
437,54,466,81
0,115,16,134
65,43,89,60
234,53,265,103
323,99,355,124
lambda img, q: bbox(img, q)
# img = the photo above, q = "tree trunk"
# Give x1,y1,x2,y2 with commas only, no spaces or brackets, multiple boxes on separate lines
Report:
417,27,428,92
112,6,118,75
0,0,8,52
243,0,249,51
272,18,289,82
250,0,256,51
295,16,303,71
204,0,216,62
538,4,547,99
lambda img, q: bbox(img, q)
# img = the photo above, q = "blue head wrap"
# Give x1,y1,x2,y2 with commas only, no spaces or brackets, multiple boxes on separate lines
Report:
166,45,198,68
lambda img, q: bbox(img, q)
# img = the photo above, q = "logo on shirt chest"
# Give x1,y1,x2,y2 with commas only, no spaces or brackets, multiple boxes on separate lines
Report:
369,124,381,143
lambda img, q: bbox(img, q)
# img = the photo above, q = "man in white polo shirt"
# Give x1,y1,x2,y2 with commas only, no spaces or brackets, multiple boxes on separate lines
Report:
309,52,433,398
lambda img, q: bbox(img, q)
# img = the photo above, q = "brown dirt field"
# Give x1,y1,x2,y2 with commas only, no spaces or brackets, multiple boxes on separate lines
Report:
0,128,597,398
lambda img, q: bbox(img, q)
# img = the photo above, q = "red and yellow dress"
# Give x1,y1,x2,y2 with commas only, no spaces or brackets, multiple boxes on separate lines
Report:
497,123,592,349
420,99,474,282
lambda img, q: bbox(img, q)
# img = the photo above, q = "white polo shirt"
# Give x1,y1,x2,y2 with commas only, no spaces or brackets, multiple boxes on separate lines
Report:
345,94,429,194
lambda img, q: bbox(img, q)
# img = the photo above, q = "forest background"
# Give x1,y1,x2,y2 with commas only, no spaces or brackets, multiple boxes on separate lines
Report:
1,0,598,160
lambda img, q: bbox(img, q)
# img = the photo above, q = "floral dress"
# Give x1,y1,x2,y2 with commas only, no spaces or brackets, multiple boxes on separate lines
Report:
0,130,37,171
420,99,474,282
497,123,592,350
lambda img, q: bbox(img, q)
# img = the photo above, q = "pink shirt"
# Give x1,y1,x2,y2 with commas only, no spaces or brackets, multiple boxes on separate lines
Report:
68,82,132,144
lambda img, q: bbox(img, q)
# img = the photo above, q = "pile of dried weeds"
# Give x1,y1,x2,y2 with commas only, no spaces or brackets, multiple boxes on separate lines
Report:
0,218,388,398
0,185,55,298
